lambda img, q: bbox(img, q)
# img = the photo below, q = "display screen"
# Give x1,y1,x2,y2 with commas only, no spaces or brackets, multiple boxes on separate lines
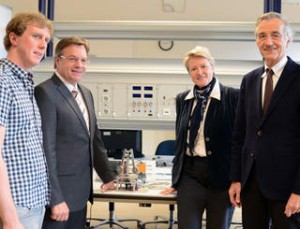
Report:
100,129,143,159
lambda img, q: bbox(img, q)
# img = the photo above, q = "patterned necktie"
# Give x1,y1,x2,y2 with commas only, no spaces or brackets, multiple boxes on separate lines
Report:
263,68,274,114
71,90,78,98
189,94,207,154
72,89,89,131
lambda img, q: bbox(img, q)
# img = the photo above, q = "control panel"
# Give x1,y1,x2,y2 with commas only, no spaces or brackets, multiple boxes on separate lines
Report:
97,83,188,121
129,85,155,118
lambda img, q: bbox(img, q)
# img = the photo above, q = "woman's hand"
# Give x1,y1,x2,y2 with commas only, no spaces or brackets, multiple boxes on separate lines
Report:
160,187,176,195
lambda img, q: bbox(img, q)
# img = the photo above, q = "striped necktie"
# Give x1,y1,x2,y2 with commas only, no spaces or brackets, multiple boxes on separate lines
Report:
72,89,89,131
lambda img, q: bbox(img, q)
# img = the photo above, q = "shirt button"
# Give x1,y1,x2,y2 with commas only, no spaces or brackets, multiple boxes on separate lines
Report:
205,137,210,142
207,151,212,156
257,131,263,136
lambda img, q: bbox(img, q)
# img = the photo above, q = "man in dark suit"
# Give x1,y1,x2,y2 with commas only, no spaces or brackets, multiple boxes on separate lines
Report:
35,37,115,229
229,12,300,228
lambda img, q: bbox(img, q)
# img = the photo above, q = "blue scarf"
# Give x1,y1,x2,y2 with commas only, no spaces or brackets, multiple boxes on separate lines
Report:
189,77,216,155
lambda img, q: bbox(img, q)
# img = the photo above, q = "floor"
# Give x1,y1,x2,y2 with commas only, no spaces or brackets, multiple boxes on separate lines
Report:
86,202,242,229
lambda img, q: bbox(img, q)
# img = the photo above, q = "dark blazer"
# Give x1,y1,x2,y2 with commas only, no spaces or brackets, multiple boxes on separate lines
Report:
230,57,300,201
172,82,239,189
35,74,114,212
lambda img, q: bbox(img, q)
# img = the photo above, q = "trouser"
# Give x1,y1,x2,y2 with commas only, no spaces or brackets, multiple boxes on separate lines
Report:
242,168,300,229
176,156,233,229
42,205,87,229
0,206,45,229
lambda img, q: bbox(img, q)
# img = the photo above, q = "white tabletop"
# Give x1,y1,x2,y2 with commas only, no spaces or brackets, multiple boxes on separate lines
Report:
94,181,176,205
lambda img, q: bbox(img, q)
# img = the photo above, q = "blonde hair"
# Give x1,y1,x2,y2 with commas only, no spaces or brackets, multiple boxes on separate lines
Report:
183,46,215,71
4,11,53,51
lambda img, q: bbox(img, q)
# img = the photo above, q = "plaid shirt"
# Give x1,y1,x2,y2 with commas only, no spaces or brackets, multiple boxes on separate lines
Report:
0,59,50,208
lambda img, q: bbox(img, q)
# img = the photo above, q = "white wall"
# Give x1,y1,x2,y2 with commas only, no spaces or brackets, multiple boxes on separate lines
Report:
2,0,300,155
0,3,11,58
1,0,300,22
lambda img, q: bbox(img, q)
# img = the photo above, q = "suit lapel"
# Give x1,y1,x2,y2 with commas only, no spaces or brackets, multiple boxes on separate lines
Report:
52,75,89,135
205,98,218,130
267,60,297,115
260,58,297,124
78,85,94,135
177,92,193,141
254,67,265,117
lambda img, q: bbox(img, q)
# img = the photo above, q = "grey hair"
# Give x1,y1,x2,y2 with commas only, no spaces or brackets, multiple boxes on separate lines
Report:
255,12,293,41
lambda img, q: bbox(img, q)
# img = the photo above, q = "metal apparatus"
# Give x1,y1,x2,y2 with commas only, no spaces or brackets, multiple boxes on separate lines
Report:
116,149,139,190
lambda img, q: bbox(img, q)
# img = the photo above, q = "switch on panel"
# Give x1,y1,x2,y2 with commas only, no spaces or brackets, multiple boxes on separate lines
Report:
157,84,188,119
97,83,189,121
129,84,156,118
98,83,128,118
98,84,113,117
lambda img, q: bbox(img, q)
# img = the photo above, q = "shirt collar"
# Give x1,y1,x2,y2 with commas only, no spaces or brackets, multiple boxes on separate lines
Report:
55,71,78,92
263,56,288,78
185,78,221,101
3,58,31,80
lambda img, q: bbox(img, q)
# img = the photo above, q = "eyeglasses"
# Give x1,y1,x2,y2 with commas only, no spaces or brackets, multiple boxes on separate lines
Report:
59,55,89,65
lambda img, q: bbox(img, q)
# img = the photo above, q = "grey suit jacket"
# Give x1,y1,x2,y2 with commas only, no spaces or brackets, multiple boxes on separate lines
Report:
230,57,300,201
35,74,114,211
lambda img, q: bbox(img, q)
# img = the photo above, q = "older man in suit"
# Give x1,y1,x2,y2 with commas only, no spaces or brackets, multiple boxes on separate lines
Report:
229,12,300,228
35,37,115,229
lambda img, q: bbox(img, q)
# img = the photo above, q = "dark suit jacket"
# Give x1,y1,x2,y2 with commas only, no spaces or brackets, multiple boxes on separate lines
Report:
35,74,114,212
172,82,239,189
230,57,300,201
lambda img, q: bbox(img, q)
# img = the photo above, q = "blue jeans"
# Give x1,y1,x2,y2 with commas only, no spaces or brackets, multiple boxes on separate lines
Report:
0,206,45,229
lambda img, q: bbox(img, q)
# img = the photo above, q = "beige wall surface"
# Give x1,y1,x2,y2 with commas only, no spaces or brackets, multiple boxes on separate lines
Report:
0,0,300,22
1,0,300,155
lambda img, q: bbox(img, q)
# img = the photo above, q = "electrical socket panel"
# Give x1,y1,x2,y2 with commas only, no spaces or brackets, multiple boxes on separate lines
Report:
97,83,189,121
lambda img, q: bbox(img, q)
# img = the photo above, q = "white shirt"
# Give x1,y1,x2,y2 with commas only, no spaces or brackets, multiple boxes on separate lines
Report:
261,56,287,107
184,78,221,157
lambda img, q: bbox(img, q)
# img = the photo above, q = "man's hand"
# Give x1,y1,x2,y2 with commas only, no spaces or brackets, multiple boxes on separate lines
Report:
50,202,69,221
160,187,176,195
284,193,300,217
3,221,24,229
101,181,116,192
228,182,241,207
